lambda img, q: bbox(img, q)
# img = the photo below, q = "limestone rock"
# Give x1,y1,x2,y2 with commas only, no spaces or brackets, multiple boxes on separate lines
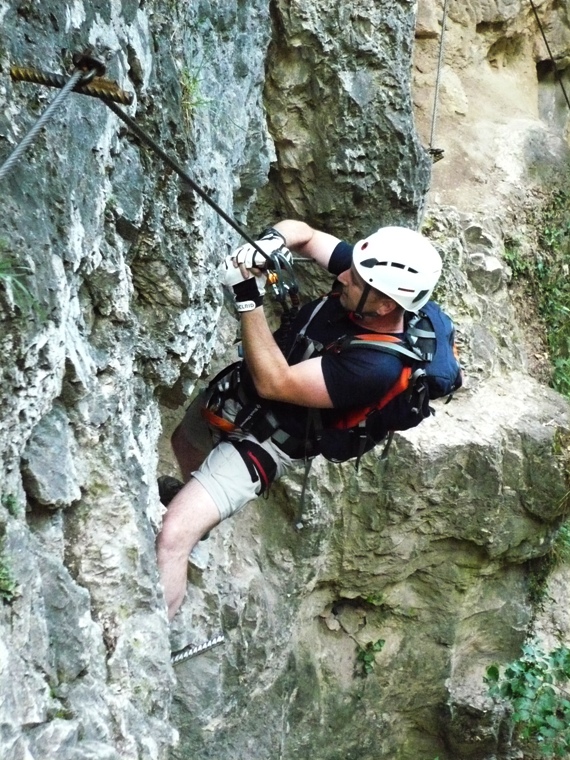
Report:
1,1,570,760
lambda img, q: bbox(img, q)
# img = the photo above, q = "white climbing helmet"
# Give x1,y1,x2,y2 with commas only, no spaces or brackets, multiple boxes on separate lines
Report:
353,226,442,311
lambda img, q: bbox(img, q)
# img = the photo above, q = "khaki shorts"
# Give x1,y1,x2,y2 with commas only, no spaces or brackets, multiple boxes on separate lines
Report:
179,391,298,521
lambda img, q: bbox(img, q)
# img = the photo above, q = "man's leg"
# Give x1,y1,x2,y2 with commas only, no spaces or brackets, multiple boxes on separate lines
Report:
158,399,292,621
156,478,220,620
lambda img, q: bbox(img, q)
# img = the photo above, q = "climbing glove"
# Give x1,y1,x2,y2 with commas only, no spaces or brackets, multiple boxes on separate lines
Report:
222,255,267,312
230,228,292,272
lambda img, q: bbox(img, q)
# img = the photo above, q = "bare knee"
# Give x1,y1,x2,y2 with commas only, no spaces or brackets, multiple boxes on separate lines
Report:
158,480,220,555
157,505,190,559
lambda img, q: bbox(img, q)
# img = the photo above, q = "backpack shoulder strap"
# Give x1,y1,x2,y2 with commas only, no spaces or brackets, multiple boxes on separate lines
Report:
405,311,436,361
331,364,414,430
285,294,331,361
344,333,425,363
297,295,329,339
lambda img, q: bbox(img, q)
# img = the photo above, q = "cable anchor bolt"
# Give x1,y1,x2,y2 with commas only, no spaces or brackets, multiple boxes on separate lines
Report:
10,49,134,106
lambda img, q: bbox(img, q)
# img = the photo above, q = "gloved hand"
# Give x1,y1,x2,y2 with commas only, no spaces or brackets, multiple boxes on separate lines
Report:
231,227,290,272
222,255,267,312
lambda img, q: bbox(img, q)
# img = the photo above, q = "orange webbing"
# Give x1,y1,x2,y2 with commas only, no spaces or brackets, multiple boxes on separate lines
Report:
353,333,403,344
333,366,413,430
200,406,237,433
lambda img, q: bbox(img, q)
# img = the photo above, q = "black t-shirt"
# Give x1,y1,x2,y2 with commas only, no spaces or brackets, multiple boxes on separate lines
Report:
241,241,404,440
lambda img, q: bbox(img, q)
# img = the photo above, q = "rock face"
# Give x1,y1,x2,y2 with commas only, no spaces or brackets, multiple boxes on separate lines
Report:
255,0,431,236
0,2,569,760
170,374,570,760
413,0,570,213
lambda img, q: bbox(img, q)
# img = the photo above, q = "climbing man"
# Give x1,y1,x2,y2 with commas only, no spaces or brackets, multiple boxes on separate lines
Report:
157,220,456,621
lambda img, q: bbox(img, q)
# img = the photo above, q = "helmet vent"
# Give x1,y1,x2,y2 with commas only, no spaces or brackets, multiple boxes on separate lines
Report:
360,257,419,273
412,289,429,303
360,257,387,268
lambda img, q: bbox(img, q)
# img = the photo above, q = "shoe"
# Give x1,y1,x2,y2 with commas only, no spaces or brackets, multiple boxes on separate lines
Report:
157,475,184,506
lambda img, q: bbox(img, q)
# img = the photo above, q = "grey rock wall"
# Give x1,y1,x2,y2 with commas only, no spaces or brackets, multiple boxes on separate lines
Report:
254,0,431,237
1,1,570,760
168,373,570,760
0,0,271,758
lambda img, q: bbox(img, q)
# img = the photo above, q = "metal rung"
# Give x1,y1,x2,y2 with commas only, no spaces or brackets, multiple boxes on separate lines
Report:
170,633,225,665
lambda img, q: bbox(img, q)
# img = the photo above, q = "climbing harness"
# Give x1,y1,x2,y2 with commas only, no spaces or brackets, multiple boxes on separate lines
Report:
203,294,461,470
529,0,570,112
3,49,299,312
427,0,450,163
170,632,225,666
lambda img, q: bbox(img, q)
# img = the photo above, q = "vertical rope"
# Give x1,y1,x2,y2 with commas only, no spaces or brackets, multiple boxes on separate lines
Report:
429,0,451,152
0,70,84,182
529,0,570,111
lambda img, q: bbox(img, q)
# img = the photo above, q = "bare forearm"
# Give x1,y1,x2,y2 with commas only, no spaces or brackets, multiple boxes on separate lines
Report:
230,221,339,406
240,308,289,398
272,220,314,253
239,307,333,407
272,220,340,270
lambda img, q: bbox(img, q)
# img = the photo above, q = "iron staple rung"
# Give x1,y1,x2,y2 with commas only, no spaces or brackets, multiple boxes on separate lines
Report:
10,65,134,105
170,633,225,665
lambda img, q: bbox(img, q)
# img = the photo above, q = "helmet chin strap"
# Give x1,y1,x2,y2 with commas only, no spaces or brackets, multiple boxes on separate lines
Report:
353,283,373,320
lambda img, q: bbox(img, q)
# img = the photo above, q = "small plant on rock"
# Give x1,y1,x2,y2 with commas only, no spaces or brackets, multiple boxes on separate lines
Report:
355,638,385,677
0,241,34,314
1,494,20,518
180,65,210,128
485,640,570,758
0,543,17,603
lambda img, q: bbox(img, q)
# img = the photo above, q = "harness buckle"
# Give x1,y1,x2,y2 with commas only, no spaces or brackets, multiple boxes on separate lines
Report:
235,403,280,442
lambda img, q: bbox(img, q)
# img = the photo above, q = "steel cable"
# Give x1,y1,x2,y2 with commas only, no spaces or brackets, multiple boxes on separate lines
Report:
529,0,570,111
104,99,273,263
0,69,85,182
5,55,298,296
428,0,450,160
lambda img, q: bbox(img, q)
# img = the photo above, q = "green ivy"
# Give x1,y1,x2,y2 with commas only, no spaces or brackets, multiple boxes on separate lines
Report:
551,521,570,565
506,189,570,397
485,640,570,757
355,638,385,677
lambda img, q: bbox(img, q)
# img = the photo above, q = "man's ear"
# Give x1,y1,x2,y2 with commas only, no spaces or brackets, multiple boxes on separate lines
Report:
374,296,399,316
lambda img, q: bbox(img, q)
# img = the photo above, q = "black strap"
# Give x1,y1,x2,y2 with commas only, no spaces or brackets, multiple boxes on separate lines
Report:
230,440,277,496
354,421,371,470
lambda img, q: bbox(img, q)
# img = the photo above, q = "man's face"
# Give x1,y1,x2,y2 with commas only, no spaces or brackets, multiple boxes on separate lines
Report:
337,263,380,312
